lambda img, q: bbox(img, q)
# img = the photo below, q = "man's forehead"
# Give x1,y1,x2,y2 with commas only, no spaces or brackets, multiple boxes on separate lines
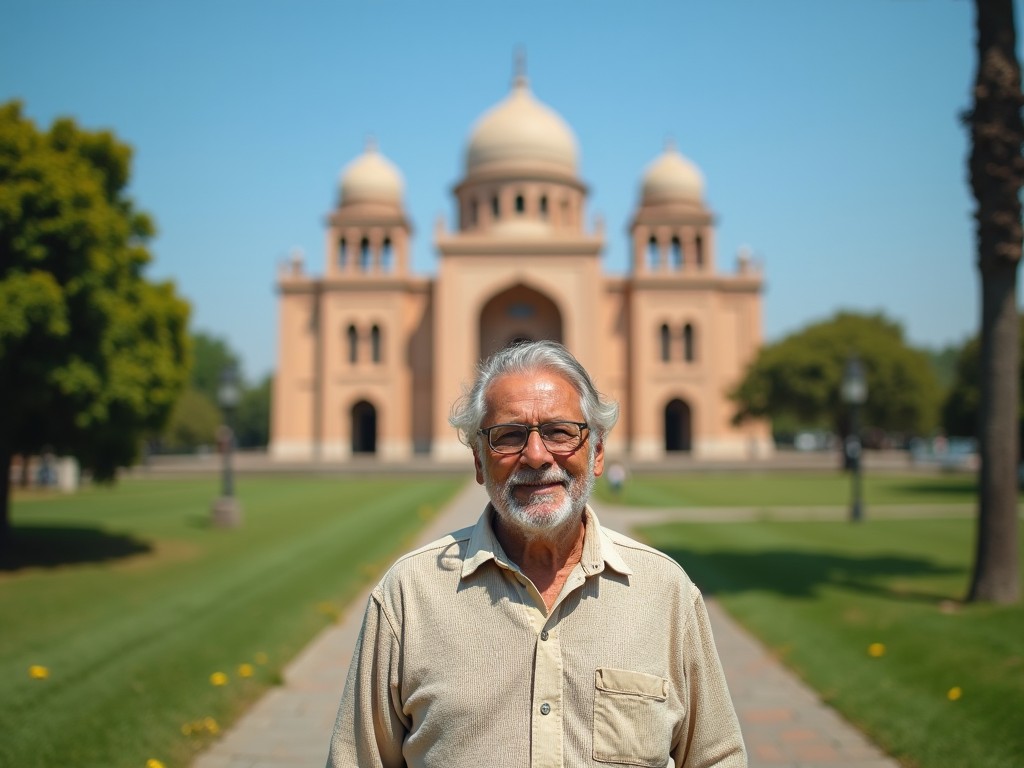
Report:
483,369,582,413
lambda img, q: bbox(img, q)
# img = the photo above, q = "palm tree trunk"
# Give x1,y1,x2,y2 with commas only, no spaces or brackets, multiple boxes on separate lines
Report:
966,0,1023,604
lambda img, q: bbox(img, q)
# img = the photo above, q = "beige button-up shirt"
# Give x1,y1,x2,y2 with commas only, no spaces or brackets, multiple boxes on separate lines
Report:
327,506,746,768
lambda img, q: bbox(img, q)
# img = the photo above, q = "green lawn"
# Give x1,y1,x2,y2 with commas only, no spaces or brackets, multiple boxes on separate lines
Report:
595,470,993,508
640,517,1024,768
0,474,462,768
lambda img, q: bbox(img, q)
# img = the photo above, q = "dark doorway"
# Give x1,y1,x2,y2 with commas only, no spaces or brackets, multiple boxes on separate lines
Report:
351,400,377,454
665,398,692,452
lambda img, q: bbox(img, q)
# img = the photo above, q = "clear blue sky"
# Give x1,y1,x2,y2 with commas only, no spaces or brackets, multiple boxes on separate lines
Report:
3,0,1020,382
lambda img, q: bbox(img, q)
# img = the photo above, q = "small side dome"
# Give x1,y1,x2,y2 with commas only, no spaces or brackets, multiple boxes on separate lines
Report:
466,74,578,175
641,141,705,205
339,140,404,206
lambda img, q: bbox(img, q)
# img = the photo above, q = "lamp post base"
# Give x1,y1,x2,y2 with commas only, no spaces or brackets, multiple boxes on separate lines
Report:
211,496,243,528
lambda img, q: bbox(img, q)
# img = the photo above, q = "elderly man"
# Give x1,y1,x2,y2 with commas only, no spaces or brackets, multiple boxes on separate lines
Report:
327,341,746,767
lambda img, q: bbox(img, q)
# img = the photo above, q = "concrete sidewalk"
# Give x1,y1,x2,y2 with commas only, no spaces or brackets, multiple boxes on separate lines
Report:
193,480,899,768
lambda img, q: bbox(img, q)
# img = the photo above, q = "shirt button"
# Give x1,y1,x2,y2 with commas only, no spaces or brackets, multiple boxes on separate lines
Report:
540,631,549,641
540,703,551,715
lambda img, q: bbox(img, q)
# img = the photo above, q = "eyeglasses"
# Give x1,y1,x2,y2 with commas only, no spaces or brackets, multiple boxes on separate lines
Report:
478,421,589,455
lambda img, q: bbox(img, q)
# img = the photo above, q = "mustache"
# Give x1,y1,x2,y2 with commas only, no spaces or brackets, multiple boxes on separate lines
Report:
507,467,571,486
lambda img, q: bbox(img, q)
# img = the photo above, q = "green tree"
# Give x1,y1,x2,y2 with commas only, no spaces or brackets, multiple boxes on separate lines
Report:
190,331,240,404
731,312,941,440
963,0,1023,603
235,374,271,449
159,388,221,453
0,101,190,549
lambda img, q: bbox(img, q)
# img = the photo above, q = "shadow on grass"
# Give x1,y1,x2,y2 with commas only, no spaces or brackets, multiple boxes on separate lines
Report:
661,547,963,604
0,525,152,571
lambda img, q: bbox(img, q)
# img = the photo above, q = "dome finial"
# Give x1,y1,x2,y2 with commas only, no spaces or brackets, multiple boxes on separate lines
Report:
513,46,528,89
664,134,677,153
365,134,378,153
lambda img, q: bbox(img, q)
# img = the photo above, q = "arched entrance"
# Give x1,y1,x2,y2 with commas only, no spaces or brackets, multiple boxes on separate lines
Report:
664,398,692,453
478,284,562,360
351,400,377,454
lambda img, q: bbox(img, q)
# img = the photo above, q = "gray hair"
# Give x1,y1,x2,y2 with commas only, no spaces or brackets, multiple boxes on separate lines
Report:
449,340,619,449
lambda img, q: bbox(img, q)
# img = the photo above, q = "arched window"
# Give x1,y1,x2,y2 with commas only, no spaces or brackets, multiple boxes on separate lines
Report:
491,195,500,219
370,324,382,363
539,195,548,218
647,236,659,270
660,323,671,362
695,234,704,268
515,194,525,214
339,238,348,269
359,238,371,271
381,238,393,272
347,324,359,364
670,237,683,269
683,323,696,362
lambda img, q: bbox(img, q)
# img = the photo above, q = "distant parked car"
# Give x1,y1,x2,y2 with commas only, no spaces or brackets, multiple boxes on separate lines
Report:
910,437,978,471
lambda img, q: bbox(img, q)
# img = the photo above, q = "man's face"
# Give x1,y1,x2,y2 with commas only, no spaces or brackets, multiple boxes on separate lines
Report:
474,369,604,534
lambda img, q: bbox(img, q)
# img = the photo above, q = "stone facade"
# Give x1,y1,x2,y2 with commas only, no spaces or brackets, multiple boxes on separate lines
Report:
271,72,772,462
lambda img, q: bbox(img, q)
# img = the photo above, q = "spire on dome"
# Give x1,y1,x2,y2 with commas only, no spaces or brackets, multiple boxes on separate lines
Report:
365,135,378,153
513,47,528,89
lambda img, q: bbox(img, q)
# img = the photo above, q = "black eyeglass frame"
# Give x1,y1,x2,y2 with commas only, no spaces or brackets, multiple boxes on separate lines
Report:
477,421,590,455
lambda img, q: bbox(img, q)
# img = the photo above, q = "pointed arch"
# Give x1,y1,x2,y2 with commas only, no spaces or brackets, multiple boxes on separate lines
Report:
347,324,359,364
670,236,683,269
660,323,671,362
647,236,659,270
665,398,692,453
683,323,696,362
478,283,563,361
370,324,382,363
351,400,377,454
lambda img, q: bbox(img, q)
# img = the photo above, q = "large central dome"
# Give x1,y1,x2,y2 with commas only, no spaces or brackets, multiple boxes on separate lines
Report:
465,73,579,176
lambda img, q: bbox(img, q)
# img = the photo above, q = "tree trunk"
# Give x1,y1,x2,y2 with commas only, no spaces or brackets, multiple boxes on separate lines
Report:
966,0,1023,604
0,447,12,553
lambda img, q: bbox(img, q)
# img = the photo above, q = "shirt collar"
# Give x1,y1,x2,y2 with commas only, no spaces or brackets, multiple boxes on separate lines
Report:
461,503,633,580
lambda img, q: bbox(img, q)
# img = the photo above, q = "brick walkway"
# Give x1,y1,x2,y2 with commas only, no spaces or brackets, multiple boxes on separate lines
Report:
193,479,899,768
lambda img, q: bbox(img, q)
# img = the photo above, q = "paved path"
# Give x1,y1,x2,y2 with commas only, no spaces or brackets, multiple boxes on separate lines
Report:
193,480,899,768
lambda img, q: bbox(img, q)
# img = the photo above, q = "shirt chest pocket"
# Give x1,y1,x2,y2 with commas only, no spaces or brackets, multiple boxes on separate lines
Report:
592,667,673,767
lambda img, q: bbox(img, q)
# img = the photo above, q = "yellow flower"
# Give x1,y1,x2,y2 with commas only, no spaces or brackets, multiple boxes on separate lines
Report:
181,722,193,736
238,663,254,678
28,665,49,680
204,716,220,734
947,686,963,701
209,671,229,686
867,642,886,658
254,652,269,665
146,760,166,768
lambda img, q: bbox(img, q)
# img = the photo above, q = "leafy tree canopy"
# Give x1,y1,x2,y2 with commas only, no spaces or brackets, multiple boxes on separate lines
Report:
190,331,240,404
731,311,941,437
943,313,1024,438
0,101,190,542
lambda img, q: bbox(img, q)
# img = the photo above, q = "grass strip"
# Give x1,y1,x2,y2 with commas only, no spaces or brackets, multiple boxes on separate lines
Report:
640,517,1024,768
0,474,463,768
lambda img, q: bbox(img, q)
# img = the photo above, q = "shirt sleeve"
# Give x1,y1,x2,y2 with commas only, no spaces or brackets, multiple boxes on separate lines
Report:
672,588,748,768
326,592,408,768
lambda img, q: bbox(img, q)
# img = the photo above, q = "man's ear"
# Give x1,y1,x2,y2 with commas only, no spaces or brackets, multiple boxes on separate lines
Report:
473,449,485,485
592,438,605,478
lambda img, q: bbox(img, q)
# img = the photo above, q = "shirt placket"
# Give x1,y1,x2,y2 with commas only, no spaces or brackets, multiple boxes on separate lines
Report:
531,607,565,768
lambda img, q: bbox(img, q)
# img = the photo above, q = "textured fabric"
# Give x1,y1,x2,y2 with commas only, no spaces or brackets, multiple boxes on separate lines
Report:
327,505,746,768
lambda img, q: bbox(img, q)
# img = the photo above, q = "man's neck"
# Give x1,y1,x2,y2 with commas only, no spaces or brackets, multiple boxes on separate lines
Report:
493,508,587,610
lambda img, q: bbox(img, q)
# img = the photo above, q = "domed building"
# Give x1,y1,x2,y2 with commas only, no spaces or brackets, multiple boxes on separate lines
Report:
271,71,771,462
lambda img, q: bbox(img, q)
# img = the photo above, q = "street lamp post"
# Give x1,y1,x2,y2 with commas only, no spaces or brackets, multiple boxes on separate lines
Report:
841,356,868,523
211,364,243,528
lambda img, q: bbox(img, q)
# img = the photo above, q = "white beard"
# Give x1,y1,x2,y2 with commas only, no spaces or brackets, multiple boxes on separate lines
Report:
483,456,596,535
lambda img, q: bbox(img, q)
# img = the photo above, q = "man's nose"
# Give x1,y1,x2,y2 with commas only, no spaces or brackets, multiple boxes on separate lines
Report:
519,429,553,468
